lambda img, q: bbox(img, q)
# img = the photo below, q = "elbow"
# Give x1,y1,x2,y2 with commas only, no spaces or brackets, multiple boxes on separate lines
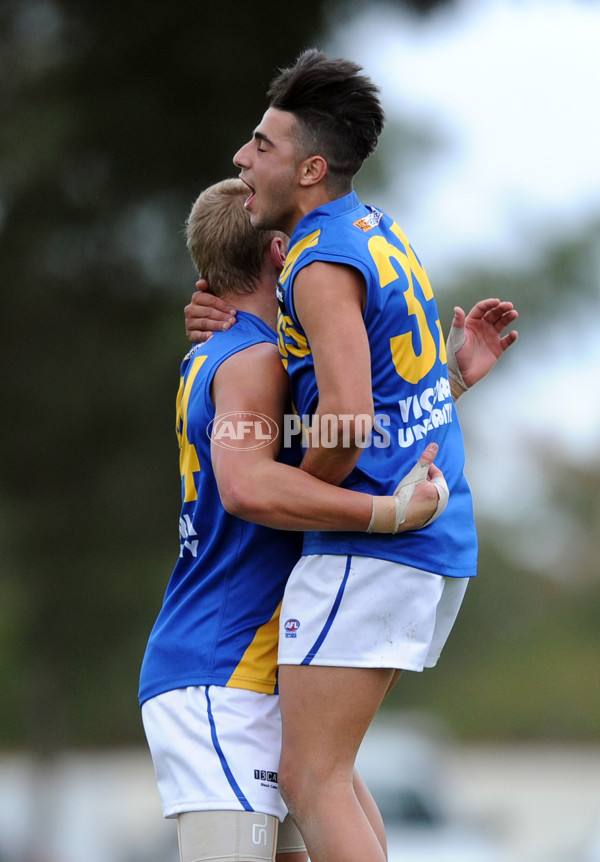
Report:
219,486,249,520
218,477,260,522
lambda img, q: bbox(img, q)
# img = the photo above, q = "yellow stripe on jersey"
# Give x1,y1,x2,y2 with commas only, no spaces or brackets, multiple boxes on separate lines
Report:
177,355,207,503
279,229,320,285
226,602,282,695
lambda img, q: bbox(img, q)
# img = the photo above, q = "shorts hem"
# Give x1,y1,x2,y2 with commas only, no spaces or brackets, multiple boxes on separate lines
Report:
277,656,429,672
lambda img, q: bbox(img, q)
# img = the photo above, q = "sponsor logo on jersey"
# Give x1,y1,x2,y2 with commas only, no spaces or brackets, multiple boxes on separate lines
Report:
179,513,199,557
284,618,300,638
353,209,383,232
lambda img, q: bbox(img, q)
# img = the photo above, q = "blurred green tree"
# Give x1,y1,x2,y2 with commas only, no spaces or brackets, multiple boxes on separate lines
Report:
0,0,459,749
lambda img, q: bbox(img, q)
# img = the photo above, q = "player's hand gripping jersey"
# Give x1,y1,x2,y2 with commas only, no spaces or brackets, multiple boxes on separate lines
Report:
276,192,477,578
139,313,302,707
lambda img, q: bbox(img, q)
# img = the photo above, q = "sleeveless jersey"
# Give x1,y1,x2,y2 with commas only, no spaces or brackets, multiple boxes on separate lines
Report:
139,312,302,706
276,192,477,578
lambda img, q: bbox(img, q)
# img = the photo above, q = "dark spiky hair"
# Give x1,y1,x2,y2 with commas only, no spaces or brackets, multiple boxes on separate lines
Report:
267,49,385,190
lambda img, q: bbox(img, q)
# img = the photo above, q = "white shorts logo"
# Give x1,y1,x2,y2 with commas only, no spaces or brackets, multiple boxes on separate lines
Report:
284,618,300,638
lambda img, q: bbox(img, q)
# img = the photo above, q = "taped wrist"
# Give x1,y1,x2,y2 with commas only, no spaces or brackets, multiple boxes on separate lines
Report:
367,457,431,534
446,323,469,396
367,496,406,534
366,460,450,533
394,457,449,528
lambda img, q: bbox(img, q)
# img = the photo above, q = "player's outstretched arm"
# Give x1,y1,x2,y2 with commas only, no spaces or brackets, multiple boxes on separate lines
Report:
447,297,518,400
184,280,238,343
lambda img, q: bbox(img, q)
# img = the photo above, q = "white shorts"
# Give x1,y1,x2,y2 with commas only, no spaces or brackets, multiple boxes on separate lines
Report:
278,554,469,672
141,686,288,821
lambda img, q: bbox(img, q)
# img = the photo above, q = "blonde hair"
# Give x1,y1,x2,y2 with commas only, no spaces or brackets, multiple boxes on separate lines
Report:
185,178,279,297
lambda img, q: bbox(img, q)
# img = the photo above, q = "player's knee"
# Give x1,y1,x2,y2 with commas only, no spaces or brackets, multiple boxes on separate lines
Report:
278,758,315,825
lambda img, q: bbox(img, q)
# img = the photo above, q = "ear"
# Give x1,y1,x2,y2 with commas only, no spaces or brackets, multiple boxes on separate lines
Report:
299,155,328,187
269,236,287,270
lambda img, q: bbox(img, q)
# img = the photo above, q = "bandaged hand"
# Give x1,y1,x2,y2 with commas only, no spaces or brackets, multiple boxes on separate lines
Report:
367,442,449,534
446,314,468,398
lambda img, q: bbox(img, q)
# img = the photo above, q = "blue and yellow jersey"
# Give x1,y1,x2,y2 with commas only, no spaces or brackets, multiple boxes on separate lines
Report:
277,192,477,577
139,312,302,706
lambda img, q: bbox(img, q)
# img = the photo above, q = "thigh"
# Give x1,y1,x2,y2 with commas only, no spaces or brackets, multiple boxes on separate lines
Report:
278,664,395,779
142,686,287,821
177,810,278,862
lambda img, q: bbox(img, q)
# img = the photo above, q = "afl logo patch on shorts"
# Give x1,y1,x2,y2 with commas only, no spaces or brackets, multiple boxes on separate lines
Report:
284,619,300,638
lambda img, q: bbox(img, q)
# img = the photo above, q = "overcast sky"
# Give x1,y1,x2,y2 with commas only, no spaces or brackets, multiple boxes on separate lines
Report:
328,0,600,538
331,0,600,277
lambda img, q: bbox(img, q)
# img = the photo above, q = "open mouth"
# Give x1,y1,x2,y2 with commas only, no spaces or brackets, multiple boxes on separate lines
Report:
239,176,255,210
